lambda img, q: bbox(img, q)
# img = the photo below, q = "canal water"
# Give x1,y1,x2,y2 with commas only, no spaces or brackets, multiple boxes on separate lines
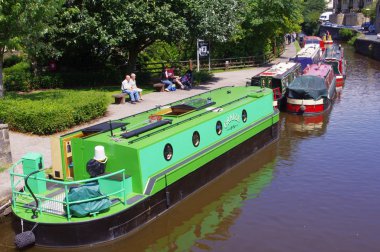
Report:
1,45,380,251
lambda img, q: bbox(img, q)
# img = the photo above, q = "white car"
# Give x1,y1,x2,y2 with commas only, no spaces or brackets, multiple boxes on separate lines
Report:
377,33,380,39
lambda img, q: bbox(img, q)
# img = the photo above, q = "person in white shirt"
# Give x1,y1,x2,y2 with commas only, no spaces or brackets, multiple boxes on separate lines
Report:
130,73,143,100
121,75,140,104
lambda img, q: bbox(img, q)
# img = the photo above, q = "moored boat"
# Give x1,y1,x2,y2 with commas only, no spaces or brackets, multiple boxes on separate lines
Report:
286,63,336,115
322,44,346,89
249,62,301,109
10,86,279,248
289,44,322,70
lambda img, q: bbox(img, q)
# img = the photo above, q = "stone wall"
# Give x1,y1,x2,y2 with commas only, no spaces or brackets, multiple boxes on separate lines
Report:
0,124,12,165
354,38,380,61
344,13,366,26
329,13,366,26
330,13,345,25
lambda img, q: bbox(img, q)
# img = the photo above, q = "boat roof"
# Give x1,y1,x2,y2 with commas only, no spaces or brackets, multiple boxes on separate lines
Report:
74,86,272,149
303,63,332,78
323,44,343,60
258,62,299,78
288,75,327,100
304,36,322,44
295,45,320,58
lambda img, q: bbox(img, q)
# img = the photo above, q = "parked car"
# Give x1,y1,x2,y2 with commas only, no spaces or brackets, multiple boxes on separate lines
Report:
319,12,333,22
362,22,372,31
368,25,375,33
377,33,380,40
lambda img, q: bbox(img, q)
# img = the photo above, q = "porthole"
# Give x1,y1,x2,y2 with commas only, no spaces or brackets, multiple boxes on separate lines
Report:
192,131,200,147
163,144,173,161
242,109,247,123
216,121,223,135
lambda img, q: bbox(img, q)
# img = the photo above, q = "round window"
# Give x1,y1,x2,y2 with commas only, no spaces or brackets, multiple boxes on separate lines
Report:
163,144,173,161
216,121,223,135
242,109,247,123
192,131,200,147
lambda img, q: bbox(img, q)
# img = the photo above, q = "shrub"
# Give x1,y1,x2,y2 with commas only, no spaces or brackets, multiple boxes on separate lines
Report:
3,55,24,68
3,62,32,91
348,34,361,46
0,90,109,135
193,71,213,85
339,28,354,40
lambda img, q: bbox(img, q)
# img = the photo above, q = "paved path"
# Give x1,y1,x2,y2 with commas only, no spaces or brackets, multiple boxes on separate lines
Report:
0,43,296,199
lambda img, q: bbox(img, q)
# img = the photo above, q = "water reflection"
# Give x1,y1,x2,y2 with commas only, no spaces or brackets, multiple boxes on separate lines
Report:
2,45,380,252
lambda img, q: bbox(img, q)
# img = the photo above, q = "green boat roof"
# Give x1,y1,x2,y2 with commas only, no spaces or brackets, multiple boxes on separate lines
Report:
78,86,271,149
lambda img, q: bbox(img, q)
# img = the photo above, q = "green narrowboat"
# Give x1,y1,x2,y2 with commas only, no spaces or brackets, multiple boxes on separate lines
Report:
10,86,279,248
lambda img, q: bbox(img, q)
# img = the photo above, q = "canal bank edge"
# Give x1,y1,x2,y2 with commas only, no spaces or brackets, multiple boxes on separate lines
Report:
354,38,380,61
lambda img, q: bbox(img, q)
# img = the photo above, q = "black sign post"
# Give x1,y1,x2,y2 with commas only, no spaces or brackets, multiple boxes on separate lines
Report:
197,39,210,71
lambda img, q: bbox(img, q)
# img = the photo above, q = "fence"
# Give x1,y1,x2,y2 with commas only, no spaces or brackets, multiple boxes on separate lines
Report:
135,46,285,74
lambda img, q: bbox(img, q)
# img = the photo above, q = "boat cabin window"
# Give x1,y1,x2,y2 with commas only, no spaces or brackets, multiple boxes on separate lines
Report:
216,121,223,135
242,110,247,123
192,131,200,147
164,144,173,161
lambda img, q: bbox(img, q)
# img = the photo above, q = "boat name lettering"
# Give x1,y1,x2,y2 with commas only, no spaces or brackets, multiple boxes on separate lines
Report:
224,113,240,129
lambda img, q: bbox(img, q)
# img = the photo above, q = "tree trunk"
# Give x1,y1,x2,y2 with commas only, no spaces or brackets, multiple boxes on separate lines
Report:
127,49,139,74
0,53,4,98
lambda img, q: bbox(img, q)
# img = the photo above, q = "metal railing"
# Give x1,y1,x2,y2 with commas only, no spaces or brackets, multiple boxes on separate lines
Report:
10,161,127,221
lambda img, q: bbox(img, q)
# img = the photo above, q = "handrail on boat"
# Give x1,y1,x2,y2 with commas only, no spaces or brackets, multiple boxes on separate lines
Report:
10,161,128,221
128,93,259,144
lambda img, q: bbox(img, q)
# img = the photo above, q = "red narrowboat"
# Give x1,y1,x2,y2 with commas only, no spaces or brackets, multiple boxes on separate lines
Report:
322,44,346,89
286,63,336,115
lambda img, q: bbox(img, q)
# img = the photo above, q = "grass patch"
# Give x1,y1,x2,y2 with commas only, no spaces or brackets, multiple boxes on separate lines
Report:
294,41,301,52
0,164,10,173
0,89,109,135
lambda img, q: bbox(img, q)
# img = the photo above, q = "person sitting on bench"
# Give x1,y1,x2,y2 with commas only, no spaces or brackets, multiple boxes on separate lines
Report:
121,75,140,104
166,67,185,89
161,67,175,91
131,73,143,100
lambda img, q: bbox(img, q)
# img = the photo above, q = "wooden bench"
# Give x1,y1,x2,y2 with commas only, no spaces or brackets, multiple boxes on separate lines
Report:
112,93,128,104
153,83,165,92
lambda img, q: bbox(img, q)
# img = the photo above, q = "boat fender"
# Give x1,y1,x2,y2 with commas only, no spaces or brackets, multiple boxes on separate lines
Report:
14,231,35,249
14,221,38,249
300,105,306,112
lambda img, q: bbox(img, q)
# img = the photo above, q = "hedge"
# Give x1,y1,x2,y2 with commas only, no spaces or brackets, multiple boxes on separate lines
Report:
0,90,109,135
3,62,63,91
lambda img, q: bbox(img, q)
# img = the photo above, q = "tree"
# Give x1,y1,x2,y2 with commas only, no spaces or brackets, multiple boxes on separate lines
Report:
225,0,303,56
0,0,63,97
40,0,241,72
302,0,326,35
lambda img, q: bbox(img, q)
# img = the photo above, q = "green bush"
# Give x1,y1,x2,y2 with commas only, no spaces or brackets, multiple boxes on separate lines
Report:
3,55,24,68
348,34,361,46
0,90,109,135
193,71,213,85
3,62,32,91
339,28,354,40
3,62,65,91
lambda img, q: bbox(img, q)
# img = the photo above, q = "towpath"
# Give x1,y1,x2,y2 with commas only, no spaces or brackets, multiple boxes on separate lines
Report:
0,43,297,200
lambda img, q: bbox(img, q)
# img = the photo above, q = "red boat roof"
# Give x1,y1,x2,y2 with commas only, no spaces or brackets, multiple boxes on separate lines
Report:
303,63,332,79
